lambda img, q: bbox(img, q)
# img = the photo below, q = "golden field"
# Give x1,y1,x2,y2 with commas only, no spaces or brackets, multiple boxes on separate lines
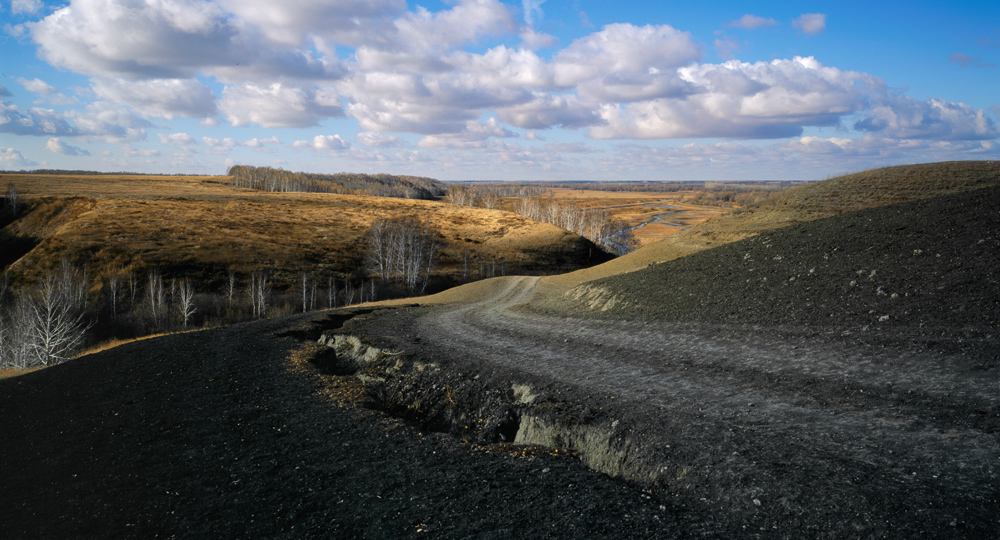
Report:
1,174,606,291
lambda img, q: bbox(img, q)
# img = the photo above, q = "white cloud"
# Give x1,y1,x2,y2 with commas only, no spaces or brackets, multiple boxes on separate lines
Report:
520,27,557,49
45,137,91,156
1,101,78,136
0,147,38,168
11,0,43,15
0,85,11,97
16,77,55,95
68,101,152,142
216,0,404,47
29,0,242,79
855,94,999,140
242,136,280,148
292,134,350,151
219,83,343,128
357,131,403,147
203,136,238,153
792,13,826,36
158,132,196,145
592,57,871,139
417,117,516,148
92,78,217,119
121,144,161,158
522,0,545,26
553,23,702,101
728,14,779,30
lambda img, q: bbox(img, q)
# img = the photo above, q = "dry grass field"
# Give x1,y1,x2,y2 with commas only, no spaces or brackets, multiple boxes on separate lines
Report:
542,187,727,247
1,174,605,292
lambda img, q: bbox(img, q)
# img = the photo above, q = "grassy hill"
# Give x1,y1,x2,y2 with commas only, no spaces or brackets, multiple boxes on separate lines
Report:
0,174,608,292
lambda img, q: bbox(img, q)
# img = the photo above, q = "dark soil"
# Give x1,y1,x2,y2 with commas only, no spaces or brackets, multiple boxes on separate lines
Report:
0,315,687,539
573,185,1000,358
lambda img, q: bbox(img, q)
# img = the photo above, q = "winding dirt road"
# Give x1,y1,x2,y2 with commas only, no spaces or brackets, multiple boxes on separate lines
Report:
354,276,1000,537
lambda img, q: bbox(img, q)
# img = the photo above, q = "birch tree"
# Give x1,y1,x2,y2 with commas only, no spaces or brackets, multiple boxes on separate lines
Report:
177,279,196,328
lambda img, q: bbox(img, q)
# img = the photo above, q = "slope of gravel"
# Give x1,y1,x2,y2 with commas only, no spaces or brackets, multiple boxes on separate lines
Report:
0,315,692,539
558,185,1000,358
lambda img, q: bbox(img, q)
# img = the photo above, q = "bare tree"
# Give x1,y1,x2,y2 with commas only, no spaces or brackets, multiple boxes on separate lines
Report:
365,216,439,291
343,280,355,306
145,271,167,329
127,273,138,311
25,270,90,365
107,274,123,316
327,277,337,308
300,272,311,312
4,183,20,216
224,270,238,312
247,271,270,319
177,279,196,328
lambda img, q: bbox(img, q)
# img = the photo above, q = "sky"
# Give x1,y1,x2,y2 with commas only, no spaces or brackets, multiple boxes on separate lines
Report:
1,0,998,181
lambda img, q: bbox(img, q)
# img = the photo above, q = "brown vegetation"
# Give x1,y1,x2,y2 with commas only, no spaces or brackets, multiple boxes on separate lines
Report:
1,174,604,293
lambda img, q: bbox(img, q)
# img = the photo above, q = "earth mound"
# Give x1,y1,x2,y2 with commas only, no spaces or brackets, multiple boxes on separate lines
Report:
559,185,1000,356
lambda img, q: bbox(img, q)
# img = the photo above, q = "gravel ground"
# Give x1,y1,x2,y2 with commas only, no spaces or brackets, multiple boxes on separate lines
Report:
0,315,690,539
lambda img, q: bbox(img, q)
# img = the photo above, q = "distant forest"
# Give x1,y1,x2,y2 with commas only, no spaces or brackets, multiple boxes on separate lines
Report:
227,165,447,200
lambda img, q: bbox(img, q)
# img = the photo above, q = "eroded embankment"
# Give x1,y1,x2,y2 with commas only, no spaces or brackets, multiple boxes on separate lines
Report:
309,315,667,489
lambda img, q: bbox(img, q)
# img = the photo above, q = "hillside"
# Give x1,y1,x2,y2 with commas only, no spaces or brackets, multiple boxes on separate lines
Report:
0,174,608,291
559,185,1000,355
530,161,1000,298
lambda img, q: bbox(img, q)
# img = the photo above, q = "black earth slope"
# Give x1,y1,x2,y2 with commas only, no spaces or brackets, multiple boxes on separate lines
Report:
572,184,1000,358
0,315,687,539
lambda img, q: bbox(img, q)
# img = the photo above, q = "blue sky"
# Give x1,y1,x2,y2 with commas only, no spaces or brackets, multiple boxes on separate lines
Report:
1,0,998,180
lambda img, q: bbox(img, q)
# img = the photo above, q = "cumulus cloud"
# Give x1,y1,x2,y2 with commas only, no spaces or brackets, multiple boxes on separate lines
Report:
553,24,702,102
45,137,91,156
1,101,78,136
216,0,405,47
591,57,871,139
417,117,517,148
16,77,55,95
855,94,999,140
292,134,350,151
68,101,153,142
202,136,238,153
92,78,217,119
158,132,196,145
728,14,779,30
242,136,280,148
0,147,38,168
219,83,343,128
792,13,826,35
29,0,243,79
0,85,11,97
357,131,403,147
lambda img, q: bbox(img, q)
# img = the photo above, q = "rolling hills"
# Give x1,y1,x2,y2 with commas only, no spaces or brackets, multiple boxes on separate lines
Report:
3,162,999,538
0,174,607,292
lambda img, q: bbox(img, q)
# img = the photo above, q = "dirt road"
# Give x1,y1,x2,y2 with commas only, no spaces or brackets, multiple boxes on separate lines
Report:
346,276,1000,538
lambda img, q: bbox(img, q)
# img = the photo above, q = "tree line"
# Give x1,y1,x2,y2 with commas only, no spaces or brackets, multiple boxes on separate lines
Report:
445,184,638,256
227,165,447,200
0,261,392,370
